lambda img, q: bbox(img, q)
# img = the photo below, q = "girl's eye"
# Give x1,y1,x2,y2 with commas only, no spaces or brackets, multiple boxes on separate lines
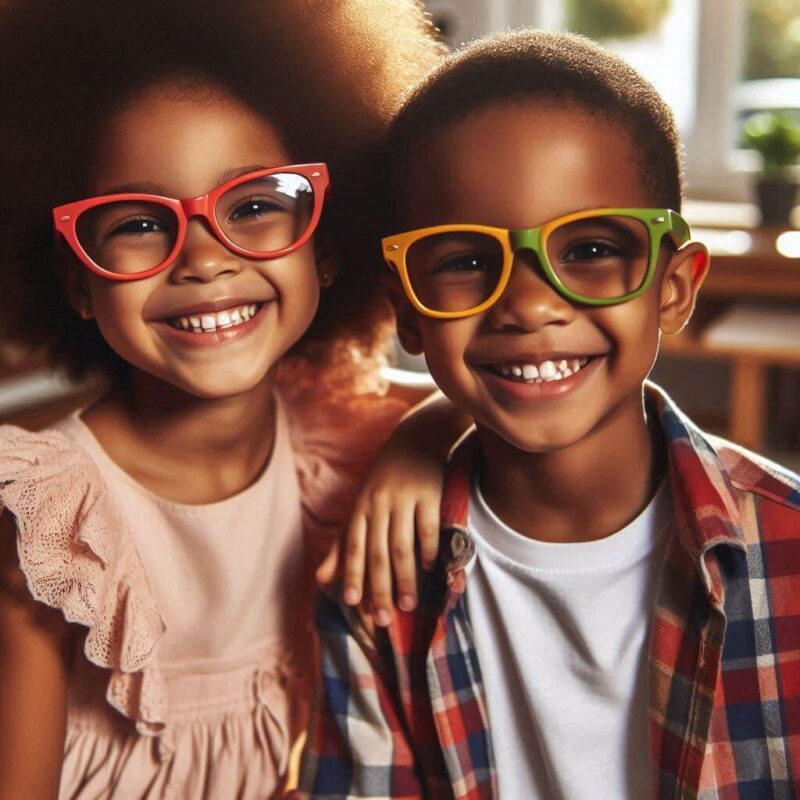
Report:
431,252,497,274
229,197,286,222
109,217,168,237
561,239,625,262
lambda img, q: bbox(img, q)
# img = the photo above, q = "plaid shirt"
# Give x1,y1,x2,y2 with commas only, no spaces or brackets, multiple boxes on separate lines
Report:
298,385,800,799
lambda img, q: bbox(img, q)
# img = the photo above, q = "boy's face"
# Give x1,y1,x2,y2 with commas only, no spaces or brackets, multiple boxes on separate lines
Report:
395,101,706,454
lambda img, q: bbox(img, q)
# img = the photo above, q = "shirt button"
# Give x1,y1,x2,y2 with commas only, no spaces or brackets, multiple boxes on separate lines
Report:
447,529,474,569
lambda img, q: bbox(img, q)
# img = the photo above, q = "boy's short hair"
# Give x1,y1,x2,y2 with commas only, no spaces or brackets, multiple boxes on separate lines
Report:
390,29,683,216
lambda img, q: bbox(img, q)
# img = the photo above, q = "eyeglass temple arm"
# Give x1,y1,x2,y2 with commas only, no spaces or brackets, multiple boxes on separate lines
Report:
668,210,691,246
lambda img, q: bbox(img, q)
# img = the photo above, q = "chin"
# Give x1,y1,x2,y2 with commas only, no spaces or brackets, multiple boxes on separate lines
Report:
484,415,599,456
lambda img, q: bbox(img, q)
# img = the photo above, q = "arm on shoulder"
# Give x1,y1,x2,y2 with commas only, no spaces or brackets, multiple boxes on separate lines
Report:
0,510,71,800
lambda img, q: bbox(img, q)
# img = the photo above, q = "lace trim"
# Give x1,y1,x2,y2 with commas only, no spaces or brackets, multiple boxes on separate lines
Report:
0,425,167,736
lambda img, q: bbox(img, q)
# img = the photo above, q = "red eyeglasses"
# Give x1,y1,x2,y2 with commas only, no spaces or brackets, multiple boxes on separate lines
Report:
52,163,330,281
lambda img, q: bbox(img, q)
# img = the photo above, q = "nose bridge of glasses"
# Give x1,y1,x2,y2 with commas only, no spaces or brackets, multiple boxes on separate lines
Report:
509,226,544,259
181,194,212,222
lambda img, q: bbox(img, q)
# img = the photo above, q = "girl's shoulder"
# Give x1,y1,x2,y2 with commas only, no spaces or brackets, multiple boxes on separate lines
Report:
0,420,166,735
279,382,408,547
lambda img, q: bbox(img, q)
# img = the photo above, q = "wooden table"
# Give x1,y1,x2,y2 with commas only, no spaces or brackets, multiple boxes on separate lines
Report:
660,224,800,452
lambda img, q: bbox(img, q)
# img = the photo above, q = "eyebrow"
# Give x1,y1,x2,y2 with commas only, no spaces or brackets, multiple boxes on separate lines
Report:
97,165,272,198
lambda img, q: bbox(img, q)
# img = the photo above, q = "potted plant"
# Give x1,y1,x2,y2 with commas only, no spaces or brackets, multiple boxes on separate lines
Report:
740,111,800,225
566,0,671,40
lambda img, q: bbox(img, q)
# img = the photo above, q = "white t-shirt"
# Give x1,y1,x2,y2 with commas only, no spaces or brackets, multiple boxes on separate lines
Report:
465,479,672,800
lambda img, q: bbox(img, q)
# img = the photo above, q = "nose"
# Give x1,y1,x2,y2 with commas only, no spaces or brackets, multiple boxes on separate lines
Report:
170,218,242,284
486,250,576,331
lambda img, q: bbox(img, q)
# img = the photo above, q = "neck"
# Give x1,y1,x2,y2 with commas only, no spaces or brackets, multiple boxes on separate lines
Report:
477,390,666,543
83,368,278,503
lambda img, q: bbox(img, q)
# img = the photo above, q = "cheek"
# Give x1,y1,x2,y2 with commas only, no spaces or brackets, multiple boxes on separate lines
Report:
277,255,321,330
419,319,477,390
599,300,661,377
88,280,152,356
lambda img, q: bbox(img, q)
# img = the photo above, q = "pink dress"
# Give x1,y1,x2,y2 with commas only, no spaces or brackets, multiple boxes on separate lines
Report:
0,391,405,799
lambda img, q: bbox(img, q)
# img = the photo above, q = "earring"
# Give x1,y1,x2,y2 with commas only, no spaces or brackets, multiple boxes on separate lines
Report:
319,270,333,288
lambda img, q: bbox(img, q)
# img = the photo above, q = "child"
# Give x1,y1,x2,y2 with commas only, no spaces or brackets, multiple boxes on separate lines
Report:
300,30,800,799
0,2,451,798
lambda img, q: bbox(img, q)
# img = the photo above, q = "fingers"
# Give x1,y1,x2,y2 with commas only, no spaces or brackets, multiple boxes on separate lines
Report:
388,502,418,614
342,513,367,607
365,499,393,627
415,500,441,571
315,541,340,586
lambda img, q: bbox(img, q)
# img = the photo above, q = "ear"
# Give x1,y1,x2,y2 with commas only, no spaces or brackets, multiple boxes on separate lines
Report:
387,276,424,355
314,234,339,288
658,242,709,335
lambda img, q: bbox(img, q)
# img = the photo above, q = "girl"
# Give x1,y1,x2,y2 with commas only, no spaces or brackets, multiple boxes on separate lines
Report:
0,2,449,798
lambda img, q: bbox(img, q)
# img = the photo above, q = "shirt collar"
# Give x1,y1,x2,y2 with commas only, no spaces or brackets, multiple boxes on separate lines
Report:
439,383,748,582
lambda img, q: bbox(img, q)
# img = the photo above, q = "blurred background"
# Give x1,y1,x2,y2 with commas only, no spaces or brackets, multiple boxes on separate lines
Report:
2,0,799,467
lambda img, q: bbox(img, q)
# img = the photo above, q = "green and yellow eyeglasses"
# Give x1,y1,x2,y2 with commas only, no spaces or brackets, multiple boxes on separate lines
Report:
382,207,692,319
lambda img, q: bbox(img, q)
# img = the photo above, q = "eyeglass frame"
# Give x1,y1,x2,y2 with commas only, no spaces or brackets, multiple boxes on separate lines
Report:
382,207,693,319
52,163,330,282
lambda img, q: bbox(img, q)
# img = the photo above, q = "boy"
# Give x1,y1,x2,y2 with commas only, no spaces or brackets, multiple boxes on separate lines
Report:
299,30,800,799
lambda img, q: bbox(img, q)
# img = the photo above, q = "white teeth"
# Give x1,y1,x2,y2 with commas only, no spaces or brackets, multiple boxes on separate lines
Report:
168,303,261,333
539,360,557,379
495,356,593,383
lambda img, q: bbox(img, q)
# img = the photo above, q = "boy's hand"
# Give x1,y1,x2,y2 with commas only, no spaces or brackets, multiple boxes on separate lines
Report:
315,450,442,626
316,390,470,626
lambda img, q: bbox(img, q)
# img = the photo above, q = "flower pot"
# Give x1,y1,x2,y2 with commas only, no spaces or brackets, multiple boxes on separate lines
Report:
756,179,798,225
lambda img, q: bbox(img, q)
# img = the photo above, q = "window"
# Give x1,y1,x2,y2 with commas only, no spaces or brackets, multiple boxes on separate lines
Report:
422,0,800,202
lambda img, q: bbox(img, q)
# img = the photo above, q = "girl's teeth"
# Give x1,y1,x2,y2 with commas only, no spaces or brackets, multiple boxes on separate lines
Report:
511,365,523,377
522,364,539,380
168,303,261,333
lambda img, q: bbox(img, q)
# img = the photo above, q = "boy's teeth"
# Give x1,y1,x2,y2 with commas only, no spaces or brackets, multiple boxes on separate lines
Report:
539,360,557,379
167,303,261,333
495,356,592,383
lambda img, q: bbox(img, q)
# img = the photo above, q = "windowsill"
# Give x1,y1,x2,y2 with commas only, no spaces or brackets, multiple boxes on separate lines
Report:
683,197,800,230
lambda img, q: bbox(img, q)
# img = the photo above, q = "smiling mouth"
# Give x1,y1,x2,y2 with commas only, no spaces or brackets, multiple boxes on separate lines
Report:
164,303,263,334
486,356,595,384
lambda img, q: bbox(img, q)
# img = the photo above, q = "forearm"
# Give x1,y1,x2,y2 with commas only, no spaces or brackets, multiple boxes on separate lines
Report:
391,389,472,462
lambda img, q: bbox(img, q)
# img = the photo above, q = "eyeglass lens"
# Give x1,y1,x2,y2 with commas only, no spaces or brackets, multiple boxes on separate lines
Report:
75,172,315,274
404,215,652,311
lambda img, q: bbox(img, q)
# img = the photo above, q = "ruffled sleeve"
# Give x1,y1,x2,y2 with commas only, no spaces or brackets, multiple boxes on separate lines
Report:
283,393,409,571
0,425,167,736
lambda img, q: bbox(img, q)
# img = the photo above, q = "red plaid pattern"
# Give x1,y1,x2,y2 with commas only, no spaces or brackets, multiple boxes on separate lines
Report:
298,385,800,799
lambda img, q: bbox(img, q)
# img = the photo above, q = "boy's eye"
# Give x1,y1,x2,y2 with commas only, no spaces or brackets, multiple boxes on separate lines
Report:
228,197,286,222
431,252,498,274
560,239,625,263
108,216,169,237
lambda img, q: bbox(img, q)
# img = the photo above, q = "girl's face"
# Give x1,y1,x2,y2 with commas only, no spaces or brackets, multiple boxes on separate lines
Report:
77,83,323,399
